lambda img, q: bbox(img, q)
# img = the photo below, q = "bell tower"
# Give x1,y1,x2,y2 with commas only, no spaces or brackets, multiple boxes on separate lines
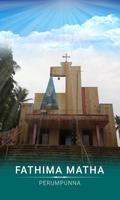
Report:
50,54,83,114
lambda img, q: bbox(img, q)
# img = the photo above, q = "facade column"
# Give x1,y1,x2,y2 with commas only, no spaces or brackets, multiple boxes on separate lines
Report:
33,124,37,144
96,125,100,146
75,119,81,146
76,129,81,146
72,120,76,145
103,128,107,147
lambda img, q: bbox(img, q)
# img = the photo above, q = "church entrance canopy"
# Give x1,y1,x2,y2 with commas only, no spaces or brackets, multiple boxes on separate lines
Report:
26,113,109,129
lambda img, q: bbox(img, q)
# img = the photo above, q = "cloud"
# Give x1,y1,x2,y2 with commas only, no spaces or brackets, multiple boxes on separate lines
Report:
82,14,120,30
0,14,120,50
0,14,120,114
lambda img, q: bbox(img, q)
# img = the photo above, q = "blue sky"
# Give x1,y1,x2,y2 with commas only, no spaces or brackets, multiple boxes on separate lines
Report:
0,0,120,114
0,0,120,35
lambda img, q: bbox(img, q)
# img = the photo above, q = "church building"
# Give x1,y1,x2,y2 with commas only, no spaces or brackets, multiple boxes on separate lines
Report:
19,54,117,147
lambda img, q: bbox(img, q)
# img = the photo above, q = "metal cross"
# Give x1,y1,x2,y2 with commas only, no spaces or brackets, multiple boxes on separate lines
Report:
62,53,70,62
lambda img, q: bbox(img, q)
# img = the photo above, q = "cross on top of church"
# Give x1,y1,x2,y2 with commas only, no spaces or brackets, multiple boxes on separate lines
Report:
62,53,70,62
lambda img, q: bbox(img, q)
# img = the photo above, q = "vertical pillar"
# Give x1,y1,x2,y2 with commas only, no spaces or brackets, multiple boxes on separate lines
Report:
25,124,32,144
33,124,37,144
96,125,100,146
76,128,81,146
75,119,81,146
72,119,77,145
103,128,107,147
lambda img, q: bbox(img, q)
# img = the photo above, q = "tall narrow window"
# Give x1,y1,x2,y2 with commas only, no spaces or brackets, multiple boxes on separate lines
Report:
82,129,93,146
39,128,49,144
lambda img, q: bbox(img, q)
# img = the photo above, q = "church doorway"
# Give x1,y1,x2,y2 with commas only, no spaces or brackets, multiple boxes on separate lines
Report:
59,129,72,145
82,129,93,146
38,128,49,144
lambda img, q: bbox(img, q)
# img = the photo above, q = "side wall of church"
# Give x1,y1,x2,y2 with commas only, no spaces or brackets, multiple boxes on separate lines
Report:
100,104,117,146
34,93,44,111
19,103,33,144
82,87,100,114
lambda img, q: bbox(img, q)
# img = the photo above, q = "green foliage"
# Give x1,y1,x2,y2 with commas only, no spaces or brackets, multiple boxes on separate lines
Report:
0,47,19,92
0,47,28,131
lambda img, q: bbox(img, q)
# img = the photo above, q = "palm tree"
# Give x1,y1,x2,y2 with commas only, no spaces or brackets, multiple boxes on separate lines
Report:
1,87,29,131
0,48,20,131
14,86,32,126
15,86,29,103
0,48,32,131
0,48,20,93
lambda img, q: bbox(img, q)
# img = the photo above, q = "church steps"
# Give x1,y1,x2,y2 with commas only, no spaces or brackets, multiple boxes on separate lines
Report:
0,145,120,161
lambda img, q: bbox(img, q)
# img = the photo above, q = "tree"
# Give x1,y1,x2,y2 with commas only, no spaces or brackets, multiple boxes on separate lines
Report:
0,47,20,93
0,47,29,131
1,86,30,131
14,86,31,126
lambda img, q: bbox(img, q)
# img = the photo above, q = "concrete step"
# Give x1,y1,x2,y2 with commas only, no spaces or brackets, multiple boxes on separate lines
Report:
0,145,120,161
